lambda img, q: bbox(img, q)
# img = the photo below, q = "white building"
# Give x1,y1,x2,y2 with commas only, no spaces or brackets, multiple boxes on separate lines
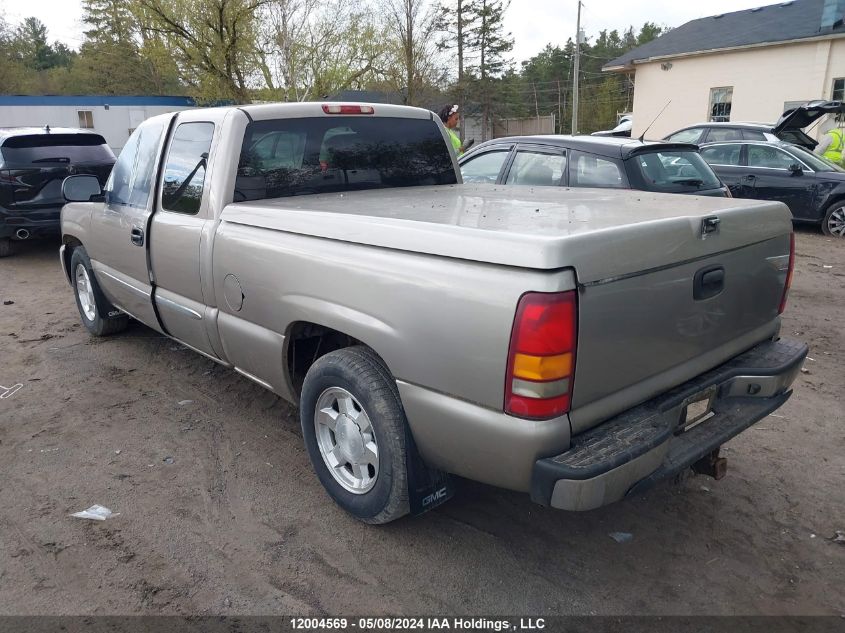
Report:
602,0,845,140
0,95,197,152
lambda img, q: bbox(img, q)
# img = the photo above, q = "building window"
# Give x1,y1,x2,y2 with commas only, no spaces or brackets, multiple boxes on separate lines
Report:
77,110,94,129
833,78,844,101
709,87,733,122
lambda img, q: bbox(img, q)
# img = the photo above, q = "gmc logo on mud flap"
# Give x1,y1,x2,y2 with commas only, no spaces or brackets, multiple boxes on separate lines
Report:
422,487,448,507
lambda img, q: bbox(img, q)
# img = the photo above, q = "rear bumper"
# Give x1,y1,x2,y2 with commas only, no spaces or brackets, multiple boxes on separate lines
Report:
531,337,808,511
0,207,61,238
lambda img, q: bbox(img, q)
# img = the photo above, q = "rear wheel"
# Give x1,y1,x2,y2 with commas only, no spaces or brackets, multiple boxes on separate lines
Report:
300,346,410,524
70,246,129,336
821,202,845,237
0,238,11,258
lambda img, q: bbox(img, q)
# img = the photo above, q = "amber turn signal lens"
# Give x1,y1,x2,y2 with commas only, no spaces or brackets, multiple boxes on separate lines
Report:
512,352,572,382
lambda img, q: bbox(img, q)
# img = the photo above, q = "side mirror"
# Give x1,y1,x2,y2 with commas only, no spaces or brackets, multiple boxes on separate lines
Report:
788,163,803,175
62,174,103,202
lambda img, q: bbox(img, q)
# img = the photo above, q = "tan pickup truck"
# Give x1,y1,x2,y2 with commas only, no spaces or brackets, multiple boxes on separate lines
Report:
59,103,807,523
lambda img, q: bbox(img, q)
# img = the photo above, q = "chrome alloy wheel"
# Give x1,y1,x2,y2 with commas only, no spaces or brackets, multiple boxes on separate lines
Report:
314,387,379,494
827,205,845,237
75,263,97,321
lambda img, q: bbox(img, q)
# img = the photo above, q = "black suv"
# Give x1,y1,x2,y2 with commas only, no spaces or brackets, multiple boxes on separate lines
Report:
0,127,115,256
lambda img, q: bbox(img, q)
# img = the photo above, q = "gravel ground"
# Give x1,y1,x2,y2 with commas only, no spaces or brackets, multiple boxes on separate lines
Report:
0,229,843,616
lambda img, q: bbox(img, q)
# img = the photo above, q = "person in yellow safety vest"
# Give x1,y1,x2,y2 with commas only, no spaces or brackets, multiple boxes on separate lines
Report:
438,104,464,156
815,113,845,166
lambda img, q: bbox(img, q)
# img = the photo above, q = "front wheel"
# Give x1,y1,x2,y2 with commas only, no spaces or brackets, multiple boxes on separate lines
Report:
821,202,845,237
70,246,129,336
300,346,410,524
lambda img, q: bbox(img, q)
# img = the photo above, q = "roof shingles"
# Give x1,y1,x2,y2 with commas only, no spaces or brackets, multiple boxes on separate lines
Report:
603,0,845,70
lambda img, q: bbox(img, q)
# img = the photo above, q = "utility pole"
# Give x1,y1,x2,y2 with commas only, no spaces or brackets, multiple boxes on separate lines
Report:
571,0,582,134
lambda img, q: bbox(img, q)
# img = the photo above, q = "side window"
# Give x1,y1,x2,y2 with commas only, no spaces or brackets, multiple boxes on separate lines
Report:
700,144,742,166
747,145,796,170
162,122,214,215
706,128,743,142
105,118,169,209
105,130,140,207
742,129,767,141
667,128,704,144
505,151,566,186
105,118,167,209
570,152,624,188
130,122,167,209
459,150,510,183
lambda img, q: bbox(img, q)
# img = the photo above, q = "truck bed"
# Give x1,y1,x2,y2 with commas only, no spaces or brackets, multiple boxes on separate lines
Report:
222,183,794,437
222,183,792,282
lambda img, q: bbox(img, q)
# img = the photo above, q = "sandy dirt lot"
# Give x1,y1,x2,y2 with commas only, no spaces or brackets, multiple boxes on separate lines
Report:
0,229,843,616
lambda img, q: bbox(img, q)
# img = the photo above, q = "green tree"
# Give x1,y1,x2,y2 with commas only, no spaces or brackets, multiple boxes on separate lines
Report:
12,17,75,71
465,0,512,139
72,0,183,95
0,15,30,92
437,0,480,127
82,0,136,44
134,0,271,102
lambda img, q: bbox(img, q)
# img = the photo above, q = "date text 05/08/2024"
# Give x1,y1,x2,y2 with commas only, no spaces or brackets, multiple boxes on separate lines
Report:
289,617,547,630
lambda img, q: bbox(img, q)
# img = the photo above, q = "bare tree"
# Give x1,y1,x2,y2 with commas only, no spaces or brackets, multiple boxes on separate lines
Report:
383,0,441,106
260,0,387,101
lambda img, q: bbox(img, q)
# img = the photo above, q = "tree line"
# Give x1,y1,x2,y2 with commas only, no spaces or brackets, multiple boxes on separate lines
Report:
0,0,664,134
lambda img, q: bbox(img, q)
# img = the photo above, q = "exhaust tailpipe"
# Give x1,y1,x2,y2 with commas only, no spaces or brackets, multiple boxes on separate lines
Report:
15,228,30,240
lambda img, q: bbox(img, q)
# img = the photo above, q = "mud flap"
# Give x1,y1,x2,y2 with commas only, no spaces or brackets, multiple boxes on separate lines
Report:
405,429,454,515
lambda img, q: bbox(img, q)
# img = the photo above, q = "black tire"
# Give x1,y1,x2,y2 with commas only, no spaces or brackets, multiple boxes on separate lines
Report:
821,201,845,237
0,238,11,258
300,346,410,524
69,246,130,336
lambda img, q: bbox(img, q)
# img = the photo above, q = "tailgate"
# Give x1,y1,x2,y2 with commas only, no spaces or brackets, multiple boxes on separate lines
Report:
569,206,793,434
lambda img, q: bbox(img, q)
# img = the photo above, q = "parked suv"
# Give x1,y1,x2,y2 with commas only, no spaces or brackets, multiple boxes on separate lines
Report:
0,127,115,257
663,100,844,150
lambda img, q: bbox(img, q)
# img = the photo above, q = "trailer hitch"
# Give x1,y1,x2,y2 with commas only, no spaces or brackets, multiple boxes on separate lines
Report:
692,448,728,480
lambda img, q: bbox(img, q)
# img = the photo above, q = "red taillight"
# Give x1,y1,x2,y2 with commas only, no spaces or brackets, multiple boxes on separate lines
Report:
505,291,577,420
321,104,375,115
778,232,795,314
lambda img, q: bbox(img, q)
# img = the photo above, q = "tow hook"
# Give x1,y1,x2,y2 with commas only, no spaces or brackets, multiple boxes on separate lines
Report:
692,448,728,480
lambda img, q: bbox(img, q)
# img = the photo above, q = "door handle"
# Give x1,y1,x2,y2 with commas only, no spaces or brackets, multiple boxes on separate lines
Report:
130,226,144,247
694,265,725,300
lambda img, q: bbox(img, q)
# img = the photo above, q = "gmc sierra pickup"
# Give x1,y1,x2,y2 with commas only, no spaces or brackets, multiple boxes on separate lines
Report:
59,102,807,523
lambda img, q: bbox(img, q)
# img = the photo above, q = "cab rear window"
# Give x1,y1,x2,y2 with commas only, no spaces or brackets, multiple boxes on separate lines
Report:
235,116,456,202
627,150,722,193
0,134,114,165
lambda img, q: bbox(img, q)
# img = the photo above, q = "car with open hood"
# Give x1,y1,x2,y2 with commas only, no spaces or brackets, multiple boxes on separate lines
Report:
664,100,845,150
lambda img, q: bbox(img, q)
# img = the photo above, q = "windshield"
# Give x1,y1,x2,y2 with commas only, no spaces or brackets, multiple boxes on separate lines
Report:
626,149,722,193
788,145,845,172
235,116,457,202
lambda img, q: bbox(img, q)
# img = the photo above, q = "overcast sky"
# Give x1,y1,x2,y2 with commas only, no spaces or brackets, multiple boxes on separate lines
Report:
1,0,772,64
